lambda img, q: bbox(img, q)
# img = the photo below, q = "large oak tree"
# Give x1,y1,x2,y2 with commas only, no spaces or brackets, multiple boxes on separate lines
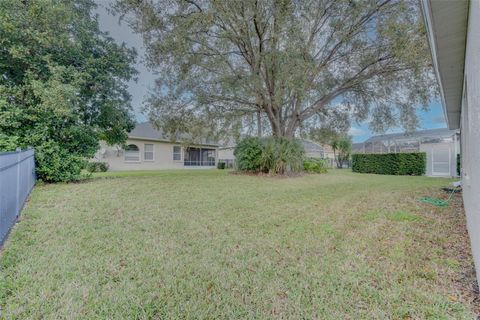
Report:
115,0,436,140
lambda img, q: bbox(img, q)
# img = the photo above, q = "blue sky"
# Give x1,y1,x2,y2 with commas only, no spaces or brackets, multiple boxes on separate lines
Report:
96,1,447,143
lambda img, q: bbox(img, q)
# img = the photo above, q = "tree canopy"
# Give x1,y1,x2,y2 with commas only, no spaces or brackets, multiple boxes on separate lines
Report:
0,0,137,182
115,0,436,140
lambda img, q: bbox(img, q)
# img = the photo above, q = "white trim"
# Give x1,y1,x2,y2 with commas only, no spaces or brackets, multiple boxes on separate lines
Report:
421,0,449,128
420,0,467,129
144,143,155,162
173,145,182,162
128,136,218,148
124,144,141,163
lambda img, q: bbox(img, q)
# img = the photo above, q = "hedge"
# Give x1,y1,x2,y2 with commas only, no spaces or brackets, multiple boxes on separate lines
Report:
86,162,109,173
351,152,426,176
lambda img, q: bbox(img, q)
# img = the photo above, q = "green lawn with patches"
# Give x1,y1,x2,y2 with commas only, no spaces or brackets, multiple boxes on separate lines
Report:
0,170,476,318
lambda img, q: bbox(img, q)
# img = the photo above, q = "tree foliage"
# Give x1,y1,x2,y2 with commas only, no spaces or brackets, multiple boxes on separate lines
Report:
115,0,436,140
234,136,304,174
0,0,137,182
310,127,351,168
331,135,352,169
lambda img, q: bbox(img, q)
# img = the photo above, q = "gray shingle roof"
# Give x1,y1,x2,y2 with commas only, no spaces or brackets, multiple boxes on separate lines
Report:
301,140,324,154
128,122,218,146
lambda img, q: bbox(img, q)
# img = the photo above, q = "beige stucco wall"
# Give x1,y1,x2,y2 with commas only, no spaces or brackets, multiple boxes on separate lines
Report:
93,139,217,171
218,147,235,160
461,0,480,285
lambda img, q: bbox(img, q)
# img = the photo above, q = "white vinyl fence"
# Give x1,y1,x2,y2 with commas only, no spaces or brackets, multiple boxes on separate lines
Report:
0,148,35,246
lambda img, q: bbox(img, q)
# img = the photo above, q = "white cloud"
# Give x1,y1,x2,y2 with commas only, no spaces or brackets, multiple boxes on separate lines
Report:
348,126,365,136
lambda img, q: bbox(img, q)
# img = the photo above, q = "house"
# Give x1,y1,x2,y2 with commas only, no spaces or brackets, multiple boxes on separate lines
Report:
94,122,218,170
216,139,329,168
218,146,235,168
353,128,460,177
421,0,480,281
301,140,325,158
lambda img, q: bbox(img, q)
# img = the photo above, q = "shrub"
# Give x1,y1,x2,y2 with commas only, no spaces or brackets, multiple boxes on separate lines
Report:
86,162,109,173
217,161,226,169
260,137,304,174
234,137,264,172
234,136,304,174
35,141,88,182
303,158,328,173
352,152,426,176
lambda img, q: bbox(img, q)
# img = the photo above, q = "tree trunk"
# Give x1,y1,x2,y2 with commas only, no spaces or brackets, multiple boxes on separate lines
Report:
257,110,262,137
333,149,340,168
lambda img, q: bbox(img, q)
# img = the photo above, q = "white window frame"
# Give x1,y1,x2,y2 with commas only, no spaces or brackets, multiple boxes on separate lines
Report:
124,144,140,162
144,143,155,162
173,145,182,161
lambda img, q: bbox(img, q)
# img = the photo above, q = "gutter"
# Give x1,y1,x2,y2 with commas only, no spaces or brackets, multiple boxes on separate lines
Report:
128,136,219,148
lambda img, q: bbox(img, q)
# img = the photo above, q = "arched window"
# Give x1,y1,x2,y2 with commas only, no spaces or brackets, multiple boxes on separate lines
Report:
124,144,140,162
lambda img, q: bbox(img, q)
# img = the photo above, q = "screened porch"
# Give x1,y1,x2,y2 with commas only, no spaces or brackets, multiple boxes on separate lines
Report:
184,147,216,166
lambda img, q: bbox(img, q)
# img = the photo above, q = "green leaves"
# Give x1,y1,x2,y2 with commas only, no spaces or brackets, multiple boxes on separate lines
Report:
0,0,136,182
115,0,435,138
234,136,305,174
352,152,426,175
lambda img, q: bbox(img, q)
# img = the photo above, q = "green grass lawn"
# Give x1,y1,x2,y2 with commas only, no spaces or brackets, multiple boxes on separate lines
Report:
0,170,477,319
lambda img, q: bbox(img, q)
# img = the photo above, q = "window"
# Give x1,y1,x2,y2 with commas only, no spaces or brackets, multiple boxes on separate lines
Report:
124,144,140,162
173,146,181,161
144,144,154,161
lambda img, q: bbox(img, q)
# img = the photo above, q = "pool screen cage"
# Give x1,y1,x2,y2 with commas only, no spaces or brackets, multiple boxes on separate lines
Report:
354,129,459,154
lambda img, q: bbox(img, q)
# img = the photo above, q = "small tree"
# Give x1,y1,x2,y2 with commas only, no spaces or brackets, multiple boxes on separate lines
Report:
331,136,352,169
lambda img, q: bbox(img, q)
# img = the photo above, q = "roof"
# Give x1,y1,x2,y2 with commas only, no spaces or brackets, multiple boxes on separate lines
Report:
128,122,218,146
300,140,324,154
363,128,458,143
421,0,468,129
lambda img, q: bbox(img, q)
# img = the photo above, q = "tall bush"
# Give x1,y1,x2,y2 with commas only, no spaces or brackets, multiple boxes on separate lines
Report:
261,137,304,174
352,153,426,175
234,137,264,172
234,137,304,174
0,1,136,182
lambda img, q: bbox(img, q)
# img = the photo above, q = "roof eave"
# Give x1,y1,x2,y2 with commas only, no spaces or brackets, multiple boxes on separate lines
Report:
128,136,219,147
421,0,468,130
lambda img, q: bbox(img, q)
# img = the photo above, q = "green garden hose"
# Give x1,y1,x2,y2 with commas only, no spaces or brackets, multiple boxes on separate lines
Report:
419,187,459,207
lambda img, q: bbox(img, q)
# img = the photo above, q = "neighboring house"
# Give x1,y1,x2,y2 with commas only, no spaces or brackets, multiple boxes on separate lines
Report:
218,146,235,168
94,122,218,171
301,140,325,158
353,128,460,177
321,144,335,160
216,139,329,167
422,0,480,282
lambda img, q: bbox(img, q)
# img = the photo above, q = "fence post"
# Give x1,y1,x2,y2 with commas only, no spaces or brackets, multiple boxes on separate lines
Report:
16,148,21,218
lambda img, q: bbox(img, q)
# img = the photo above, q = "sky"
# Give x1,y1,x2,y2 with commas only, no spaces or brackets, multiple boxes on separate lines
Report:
95,1,447,143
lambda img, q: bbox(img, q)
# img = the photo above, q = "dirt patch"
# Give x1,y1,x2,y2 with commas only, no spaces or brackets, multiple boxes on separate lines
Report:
442,193,480,315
